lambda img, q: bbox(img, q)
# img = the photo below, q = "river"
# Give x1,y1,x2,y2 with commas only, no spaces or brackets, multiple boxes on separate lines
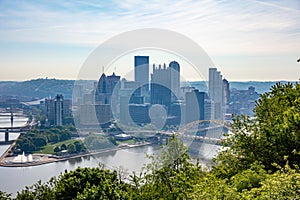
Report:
0,114,218,196
0,114,161,195
0,145,159,196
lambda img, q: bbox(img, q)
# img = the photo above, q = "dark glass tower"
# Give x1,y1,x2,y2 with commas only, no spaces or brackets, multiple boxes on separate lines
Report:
185,90,205,124
134,56,149,97
169,61,180,102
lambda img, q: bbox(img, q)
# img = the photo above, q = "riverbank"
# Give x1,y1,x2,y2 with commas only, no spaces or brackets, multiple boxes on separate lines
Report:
0,142,151,167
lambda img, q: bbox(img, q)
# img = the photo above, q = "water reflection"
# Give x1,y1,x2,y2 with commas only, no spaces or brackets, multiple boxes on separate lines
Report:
68,157,83,166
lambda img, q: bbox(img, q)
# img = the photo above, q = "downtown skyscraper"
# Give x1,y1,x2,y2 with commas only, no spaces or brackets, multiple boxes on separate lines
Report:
169,61,180,103
209,68,225,120
150,61,180,106
134,56,149,98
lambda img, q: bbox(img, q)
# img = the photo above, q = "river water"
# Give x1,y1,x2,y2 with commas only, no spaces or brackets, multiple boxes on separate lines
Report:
0,114,218,195
0,114,161,195
0,145,159,196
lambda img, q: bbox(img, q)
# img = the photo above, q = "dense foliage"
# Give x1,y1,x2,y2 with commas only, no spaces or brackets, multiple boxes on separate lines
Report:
13,126,73,154
0,82,299,199
214,82,300,177
11,166,131,200
84,133,116,150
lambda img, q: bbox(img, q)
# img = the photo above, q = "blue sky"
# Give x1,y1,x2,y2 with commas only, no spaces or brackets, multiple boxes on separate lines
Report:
0,0,299,81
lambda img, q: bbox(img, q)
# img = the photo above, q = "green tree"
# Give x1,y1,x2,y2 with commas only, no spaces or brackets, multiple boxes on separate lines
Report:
241,165,300,199
60,130,72,141
135,135,203,199
214,82,300,177
15,138,36,153
61,144,67,150
32,136,47,148
67,144,75,154
53,146,60,153
73,141,84,153
15,179,56,200
84,134,114,150
47,134,60,143
0,191,11,200
54,167,131,200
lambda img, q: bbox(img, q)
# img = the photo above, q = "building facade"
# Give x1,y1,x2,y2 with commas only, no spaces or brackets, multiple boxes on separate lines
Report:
44,94,71,126
134,56,149,97
185,89,205,124
151,64,171,107
228,86,259,117
209,68,225,120
169,61,180,102
95,72,120,104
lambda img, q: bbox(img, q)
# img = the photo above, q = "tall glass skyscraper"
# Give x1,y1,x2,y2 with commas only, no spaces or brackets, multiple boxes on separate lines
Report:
151,63,171,106
169,61,180,102
209,68,224,120
134,56,149,97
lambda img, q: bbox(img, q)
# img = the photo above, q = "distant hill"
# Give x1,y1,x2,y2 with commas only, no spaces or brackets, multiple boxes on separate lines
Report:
0,79,296,100
229,81,294,94
0,79,74,99
189,81,295,94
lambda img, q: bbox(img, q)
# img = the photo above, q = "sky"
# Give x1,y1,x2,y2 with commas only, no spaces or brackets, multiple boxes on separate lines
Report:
0,0,299,81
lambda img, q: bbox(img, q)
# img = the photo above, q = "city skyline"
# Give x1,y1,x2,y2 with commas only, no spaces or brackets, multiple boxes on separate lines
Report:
0,1,299,81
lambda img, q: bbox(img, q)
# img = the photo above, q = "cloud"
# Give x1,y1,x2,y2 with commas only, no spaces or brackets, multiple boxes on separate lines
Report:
0,0,299,55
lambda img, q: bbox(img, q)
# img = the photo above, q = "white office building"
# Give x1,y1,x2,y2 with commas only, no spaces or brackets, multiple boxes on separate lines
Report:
209,68,224,120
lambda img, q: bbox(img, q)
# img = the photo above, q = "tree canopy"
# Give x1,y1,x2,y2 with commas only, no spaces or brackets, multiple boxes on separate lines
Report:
214,82,300,177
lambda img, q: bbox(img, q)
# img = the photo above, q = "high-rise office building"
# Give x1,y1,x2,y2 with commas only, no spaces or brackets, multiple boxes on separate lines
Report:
95,72,120,104
223,78,230,105
72,84,83,105
134,56,149,97
119,78,152,125
169,61,180,102
96,73,108,104
150,61,181,124
129,104,151,125
223,78,230,115
45,98,54,125
119,79,142,124
107,72,121,95
93,72,120,126
54,94,63,126
185,90,205,124
44,94,70,126
209,68,224,120
151,63,171,107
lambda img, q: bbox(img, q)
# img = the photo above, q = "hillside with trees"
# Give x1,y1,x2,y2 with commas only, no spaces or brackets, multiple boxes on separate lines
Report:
0,79,74,99
0,78,292,100
0,82,299,199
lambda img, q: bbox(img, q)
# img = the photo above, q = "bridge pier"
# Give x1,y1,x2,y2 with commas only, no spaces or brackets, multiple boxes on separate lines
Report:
5,129,9,142
10,111,14,127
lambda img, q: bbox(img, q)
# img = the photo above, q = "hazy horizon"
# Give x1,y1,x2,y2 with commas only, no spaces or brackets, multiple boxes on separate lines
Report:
0,77,298,83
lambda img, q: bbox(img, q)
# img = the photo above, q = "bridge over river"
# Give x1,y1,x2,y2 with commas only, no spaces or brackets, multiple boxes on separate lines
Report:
0,110,34,145
121,120,231,145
